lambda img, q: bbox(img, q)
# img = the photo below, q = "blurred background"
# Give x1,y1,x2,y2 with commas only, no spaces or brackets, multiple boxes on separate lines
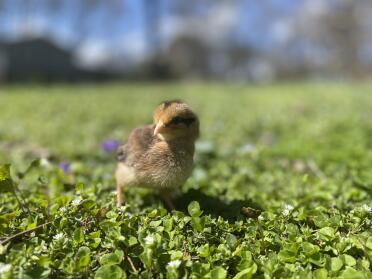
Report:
1,0,372,83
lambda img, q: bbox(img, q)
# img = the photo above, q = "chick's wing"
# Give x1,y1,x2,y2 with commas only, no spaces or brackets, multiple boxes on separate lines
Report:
119,125,157,166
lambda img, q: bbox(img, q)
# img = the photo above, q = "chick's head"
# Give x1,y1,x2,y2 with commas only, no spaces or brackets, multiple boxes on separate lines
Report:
153,100,199,141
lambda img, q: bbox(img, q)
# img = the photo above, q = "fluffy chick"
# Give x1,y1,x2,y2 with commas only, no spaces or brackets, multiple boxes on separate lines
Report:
115,100,199,208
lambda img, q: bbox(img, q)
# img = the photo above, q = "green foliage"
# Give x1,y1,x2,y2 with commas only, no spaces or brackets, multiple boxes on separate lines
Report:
0,164,14,193
0,83,371,278
95,264,124,279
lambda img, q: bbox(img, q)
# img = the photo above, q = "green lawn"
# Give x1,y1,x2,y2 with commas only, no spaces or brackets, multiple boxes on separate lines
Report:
0,83,371,278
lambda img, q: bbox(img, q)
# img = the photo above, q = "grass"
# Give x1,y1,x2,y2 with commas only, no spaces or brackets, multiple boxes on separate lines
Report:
0,82,371,278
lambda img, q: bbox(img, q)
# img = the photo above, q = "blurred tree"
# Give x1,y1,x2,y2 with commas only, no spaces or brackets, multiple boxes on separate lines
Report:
144,0,161,52
290,0,368,78
0,0,5,29
167,35,209,79
310,1,362,77
1,0,372,81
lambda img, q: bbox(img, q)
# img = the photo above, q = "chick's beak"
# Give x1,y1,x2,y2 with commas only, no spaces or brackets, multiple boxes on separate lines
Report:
154,121,165,136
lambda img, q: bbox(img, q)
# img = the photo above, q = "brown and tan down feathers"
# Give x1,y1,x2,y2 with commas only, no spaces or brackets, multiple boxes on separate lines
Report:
115,100,199,197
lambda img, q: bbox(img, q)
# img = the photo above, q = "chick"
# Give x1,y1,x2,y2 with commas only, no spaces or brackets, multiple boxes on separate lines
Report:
115,100,199,208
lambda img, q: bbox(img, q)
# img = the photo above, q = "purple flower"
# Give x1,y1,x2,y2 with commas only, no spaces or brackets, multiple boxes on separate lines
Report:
59,161,71,174
101,139,120,152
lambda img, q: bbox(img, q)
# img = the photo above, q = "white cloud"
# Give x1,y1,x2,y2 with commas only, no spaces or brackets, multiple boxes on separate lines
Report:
118,32,147,61
75,32,147,69
272,19,294,44
75,40,111,68
301,0,329,17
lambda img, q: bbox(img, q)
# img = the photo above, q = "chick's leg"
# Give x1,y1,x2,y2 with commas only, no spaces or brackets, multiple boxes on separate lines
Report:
160,190,176,210
116,183,124,207
115,164,126,207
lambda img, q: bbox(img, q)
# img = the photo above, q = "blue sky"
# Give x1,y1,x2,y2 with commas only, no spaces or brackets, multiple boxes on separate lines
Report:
236,0,300,50
0,0,299,47
4,0,361,67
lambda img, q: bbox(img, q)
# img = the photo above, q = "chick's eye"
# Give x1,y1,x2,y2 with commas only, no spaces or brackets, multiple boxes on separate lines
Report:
170,116,183,125
169,116,196,126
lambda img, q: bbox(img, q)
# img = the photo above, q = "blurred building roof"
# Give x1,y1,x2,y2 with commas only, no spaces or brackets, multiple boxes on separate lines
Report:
0,37,113,82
